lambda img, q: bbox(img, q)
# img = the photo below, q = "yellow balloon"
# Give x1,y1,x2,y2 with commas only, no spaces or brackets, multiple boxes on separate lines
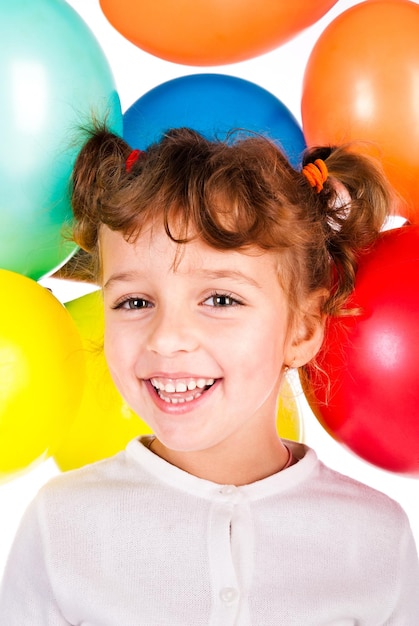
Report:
276,376,304,442
54,291,152,471
0,270,85,482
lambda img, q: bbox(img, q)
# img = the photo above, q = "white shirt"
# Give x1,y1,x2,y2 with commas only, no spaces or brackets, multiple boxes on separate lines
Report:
1,437,418,625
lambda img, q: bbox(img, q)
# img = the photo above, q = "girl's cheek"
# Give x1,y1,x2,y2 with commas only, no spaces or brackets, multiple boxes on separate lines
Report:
104,331,121,368
106,328,140,369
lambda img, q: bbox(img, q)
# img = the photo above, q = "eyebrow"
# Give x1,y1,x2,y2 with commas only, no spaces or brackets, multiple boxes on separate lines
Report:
195,269,262,289
103,271,145,291
103,268,262,291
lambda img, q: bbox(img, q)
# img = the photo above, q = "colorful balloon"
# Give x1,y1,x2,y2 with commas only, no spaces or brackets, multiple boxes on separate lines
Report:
277,377,304,443
304,226,419,475
301,0,419,223
0,270,85,482
0,0,122,280
99,0,338,65
54,291,152,471
54,291,302,471
124,74,306,168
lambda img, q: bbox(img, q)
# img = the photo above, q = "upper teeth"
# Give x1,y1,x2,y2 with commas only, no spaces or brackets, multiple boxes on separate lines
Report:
151,378,214,393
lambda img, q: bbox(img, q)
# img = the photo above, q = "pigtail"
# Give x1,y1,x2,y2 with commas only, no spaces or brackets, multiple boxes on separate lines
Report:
71,124,131,253
302,145,393,315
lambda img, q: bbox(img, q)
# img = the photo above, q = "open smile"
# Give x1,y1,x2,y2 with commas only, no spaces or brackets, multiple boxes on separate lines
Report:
149,377,216,405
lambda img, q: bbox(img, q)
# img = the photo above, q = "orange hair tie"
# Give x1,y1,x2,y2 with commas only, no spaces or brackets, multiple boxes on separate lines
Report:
302,159,328,193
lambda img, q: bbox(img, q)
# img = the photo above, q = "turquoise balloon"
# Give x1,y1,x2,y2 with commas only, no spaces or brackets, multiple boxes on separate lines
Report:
0,0,122,279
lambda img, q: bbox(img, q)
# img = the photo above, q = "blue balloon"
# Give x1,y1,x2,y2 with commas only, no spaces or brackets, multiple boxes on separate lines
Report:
123,74,305,168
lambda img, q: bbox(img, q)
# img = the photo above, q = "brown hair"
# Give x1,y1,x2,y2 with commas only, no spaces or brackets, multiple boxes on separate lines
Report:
71,125,392,318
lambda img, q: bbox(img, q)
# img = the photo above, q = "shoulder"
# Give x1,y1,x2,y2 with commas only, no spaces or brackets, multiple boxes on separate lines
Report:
35,446,145,514
285,443,409,530
309,460,410,533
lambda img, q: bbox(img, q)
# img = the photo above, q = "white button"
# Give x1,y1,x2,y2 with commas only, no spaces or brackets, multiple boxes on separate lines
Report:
219,485,236,496
219,587,239,605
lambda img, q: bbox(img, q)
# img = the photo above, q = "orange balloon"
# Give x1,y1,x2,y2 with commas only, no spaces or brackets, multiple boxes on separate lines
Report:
302,0,419,223
99,0,338,66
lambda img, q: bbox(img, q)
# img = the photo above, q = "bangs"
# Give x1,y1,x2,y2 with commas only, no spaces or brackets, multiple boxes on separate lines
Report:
118,135,303,255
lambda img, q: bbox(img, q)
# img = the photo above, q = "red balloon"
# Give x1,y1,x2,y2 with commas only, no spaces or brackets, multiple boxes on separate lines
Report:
305,226,419,475
99,0,338,65
301,0,419,223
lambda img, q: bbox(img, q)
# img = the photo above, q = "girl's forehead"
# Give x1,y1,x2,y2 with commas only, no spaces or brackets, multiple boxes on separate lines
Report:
100,224,279,285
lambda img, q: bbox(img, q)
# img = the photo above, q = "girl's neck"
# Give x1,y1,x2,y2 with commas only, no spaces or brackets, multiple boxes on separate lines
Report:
148,433,292,486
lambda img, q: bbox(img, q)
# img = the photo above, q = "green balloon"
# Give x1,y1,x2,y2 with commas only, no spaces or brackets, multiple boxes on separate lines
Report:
0,0,122,279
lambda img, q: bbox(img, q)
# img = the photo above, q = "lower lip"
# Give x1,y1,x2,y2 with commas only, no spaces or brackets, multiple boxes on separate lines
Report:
145,379,219,414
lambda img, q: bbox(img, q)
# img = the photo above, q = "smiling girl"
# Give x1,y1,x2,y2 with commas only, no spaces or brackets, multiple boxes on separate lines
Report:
1,127,418,624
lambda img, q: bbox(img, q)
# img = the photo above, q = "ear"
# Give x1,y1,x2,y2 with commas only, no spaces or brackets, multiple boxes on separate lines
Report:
284,290,327,368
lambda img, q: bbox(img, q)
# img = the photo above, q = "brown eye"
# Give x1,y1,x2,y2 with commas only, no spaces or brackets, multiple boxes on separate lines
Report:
213,295,234,306
114,297,152,310
127,298,151,309
203,293,241,307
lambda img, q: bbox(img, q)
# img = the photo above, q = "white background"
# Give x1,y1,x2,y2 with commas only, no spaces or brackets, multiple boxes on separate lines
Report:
1,0,418,574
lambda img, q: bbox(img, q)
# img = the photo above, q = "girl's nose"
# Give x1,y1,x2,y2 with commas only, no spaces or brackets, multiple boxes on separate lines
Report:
146,306,199,356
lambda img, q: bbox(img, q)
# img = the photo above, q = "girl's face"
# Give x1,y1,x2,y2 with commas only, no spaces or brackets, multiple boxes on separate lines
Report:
101,224,302,461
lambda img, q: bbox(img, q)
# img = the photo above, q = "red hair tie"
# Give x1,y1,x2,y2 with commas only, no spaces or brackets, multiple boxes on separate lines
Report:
126,148,143,173
302,159,328,193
